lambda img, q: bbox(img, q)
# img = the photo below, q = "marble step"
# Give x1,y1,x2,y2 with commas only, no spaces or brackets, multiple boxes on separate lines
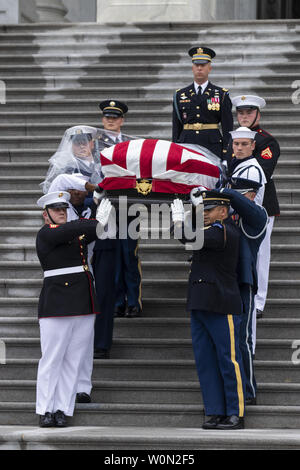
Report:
0,259,299,279
0,295,298,318
0,336,297,361
0,425,299,450
2,49,300,66
0,163,49,177
0,38,300,56
0,402,299,429
1,358,298,383
0,118,299,137
2,107,300,125
2,96,297,113
0,241,298,262
0,26,298,43
0,18,299,33
0,379,298,406
0,317,300,340
3,84,297,101
1,110,300,126
1,71,300,88
1,62,300,78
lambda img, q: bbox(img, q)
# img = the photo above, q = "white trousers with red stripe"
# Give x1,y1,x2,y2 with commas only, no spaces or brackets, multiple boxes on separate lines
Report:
36,314,95,416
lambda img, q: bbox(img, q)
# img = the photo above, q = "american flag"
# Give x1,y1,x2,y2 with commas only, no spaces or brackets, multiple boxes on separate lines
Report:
99,139,220,194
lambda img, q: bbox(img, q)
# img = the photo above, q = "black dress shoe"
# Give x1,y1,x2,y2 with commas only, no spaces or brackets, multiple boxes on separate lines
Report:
94,348,110,359
125,306,141,318
256,309,263,319
114,306,126,317
76,392,91,403
216,415,244,430
54,410,67,427
202,415,226,429
246,397,257,405
39,412,55,427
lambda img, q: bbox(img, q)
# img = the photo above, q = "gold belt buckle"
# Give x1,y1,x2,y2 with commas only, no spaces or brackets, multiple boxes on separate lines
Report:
194,123,203,130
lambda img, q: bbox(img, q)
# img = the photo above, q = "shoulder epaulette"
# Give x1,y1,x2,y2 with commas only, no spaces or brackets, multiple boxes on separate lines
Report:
257,127,274,138
212,221,224,230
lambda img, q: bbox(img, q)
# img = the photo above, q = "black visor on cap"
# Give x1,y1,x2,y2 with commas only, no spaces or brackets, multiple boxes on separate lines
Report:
47,202,69,209
71,134,92,144
230,177,261,193
203,202,221,210
236,105,259,110
103,110,123,117
203,201,230,211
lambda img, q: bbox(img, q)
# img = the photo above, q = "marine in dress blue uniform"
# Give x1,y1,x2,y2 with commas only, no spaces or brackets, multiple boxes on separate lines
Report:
172,47,233,159
172,191,245,430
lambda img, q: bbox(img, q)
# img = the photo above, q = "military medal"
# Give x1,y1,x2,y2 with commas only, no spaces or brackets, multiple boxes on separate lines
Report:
211,96,220,111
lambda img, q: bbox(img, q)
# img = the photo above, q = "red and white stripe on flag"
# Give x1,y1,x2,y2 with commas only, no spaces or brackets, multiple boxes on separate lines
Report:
99,139,220,194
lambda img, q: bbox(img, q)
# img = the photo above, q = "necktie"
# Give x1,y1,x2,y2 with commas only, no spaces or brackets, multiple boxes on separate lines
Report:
198,86,202,95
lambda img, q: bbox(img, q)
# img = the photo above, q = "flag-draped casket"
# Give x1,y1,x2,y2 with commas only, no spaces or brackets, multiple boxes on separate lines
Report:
99,139,220,201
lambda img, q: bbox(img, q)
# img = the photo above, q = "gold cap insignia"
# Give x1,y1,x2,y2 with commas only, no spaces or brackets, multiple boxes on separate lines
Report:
109,101,116,106
197,48,203,53
241,96,246,100
135,179,152,196
58,192,63,197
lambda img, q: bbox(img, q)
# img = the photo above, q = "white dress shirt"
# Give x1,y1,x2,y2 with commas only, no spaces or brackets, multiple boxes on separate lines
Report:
194,80,209,95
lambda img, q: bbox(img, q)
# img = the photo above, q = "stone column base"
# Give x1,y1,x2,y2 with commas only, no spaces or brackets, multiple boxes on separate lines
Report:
36,0,68,22
97,0,257,24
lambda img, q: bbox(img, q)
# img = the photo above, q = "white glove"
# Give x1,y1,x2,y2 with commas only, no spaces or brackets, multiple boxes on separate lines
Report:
93,189,106,206
96,198,112,227
171,198,185,223
190,187,204,207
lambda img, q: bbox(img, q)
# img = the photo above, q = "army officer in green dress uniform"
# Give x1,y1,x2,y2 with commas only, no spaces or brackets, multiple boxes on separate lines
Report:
172,47,233,159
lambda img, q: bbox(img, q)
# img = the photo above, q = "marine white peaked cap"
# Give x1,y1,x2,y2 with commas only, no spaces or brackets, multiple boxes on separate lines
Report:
232,95,266,109
37,191,70,209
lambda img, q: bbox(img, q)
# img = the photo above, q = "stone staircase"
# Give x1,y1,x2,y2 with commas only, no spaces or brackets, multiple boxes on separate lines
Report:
0,19,300,450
